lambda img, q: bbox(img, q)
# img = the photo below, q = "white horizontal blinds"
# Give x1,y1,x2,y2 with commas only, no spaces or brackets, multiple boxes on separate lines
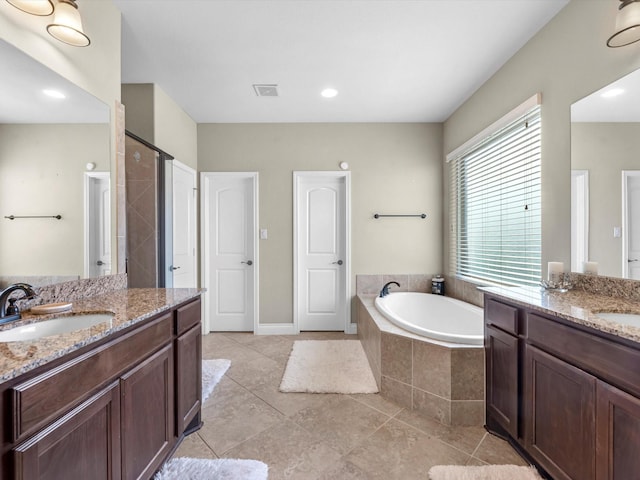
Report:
450,104,541,287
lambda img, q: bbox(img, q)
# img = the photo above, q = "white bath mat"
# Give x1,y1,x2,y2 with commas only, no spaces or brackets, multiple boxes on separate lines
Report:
202,359,231,404
154,457,268,480
428,464,543,480
279,340,379,394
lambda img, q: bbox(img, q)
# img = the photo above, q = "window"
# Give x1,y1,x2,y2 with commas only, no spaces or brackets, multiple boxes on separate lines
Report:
448,95,541,287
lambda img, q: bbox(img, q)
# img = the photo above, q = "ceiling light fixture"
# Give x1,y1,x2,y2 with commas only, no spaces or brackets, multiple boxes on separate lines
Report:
321,88,338,98
42,88,65,99
5,0,54,16
601,88,625,98
47,0,90,47
607,0,640,47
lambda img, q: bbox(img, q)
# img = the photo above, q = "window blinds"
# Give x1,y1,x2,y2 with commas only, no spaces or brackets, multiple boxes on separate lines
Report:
449,104,541,287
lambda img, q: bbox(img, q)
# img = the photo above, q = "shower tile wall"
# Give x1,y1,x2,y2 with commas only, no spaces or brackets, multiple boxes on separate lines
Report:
125,136,159,288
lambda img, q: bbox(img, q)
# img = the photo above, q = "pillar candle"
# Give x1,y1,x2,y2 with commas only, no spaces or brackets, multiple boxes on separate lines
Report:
583,261,598,275
548,262,564,283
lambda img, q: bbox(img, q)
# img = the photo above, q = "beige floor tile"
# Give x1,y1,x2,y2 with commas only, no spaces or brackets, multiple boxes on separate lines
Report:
314,459,372,480
172,332,527,479
395,408,486,455
173,432,218,459
289,395,390,455
349,393,404,417
251,382,341,417
343,418,470,479
198,377,284,455
472,432,528,466
225,420,342,480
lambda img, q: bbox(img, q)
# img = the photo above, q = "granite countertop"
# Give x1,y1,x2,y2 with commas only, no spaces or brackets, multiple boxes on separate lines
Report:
481,285,640,344
0,288,203,385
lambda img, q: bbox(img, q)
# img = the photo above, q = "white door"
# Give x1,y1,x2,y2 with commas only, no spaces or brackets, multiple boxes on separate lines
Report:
84,172,111,277
201,172,258,332
294,172,350,332
623,171,640,279
172,161,197,288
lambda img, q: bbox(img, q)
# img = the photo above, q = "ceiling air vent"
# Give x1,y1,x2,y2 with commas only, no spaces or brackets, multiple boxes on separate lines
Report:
253,84,279,97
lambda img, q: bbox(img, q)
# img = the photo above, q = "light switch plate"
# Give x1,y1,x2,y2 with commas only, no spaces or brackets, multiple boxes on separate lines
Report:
260,229,268,240
614,226,621,238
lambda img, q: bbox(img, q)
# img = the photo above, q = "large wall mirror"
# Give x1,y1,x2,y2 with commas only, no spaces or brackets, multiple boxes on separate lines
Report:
571,68,640,280
0,40,111,288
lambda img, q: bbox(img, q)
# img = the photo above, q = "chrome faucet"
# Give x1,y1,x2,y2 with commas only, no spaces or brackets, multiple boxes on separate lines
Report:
0,283,36,324
379,281,400,298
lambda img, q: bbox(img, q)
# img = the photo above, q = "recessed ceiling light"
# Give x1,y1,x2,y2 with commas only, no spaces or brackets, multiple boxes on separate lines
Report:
321,88,338,98
43,89,66,99
601,88,625,98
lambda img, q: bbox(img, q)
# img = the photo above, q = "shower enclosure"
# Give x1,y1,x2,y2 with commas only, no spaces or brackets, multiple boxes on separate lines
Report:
124,132,174,288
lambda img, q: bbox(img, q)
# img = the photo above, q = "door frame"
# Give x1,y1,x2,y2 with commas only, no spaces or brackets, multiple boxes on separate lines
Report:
293,171,352,334
622,170,640,278
571,170,589,273
83,171,111,278
200,172,259,333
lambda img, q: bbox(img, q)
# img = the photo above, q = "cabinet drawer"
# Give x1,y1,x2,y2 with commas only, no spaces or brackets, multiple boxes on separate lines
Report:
11,312,172,442
485,297,519,335
527,312,640,398
175,298,201,336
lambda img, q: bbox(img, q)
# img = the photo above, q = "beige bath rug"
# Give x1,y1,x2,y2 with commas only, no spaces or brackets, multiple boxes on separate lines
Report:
154,457,268,480
428,464,543,480
279,340,379,394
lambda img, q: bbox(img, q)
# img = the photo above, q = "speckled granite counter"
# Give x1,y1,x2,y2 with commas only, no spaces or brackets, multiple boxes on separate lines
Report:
0,288,202,384
481,286,640,344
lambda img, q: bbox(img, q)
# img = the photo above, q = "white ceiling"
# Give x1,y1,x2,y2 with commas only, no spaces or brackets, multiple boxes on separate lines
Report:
113,0,569,124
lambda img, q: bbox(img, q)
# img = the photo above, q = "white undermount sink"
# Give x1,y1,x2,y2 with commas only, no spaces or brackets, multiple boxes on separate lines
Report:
595,312,640,328
0,313,114,342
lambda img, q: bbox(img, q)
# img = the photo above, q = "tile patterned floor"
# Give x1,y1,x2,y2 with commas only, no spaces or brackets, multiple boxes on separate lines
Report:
173,332,528,479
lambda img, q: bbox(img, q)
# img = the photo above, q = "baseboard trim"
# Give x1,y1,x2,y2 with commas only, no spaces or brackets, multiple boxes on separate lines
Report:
255,323,297,335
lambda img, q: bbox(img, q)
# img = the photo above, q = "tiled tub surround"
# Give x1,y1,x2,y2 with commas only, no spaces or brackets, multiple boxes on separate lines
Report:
356,273,484,307
357,295,484,426
0,287,202,383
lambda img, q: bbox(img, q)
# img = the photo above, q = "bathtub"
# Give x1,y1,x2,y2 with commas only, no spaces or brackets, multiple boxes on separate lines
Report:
374,292,483,345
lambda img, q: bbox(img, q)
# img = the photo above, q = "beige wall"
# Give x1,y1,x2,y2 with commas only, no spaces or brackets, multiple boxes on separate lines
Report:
122,84,198,169
0,125,110,275
198,123,442,324
571,122,640,277
443,0,640,279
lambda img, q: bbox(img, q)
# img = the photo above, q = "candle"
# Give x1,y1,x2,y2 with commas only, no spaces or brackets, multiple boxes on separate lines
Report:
583,261,598,275
548,262,564,283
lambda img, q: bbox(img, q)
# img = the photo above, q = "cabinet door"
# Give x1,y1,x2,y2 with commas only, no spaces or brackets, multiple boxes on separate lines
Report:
524,344,596,480
13,381,121,480
596,381,640,480
176,323,202,434
121,344,174,480
485,325,519,438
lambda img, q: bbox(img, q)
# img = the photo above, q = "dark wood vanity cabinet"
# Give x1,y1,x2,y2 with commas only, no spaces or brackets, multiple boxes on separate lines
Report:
484,294,640,480
175,298,202,435
1,295,202,480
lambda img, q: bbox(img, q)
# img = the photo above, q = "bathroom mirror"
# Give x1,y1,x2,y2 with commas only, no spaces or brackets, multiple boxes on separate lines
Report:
0,39,111,287
571,67,640,279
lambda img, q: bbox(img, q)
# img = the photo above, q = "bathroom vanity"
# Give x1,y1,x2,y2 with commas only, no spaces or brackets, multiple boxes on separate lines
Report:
483,286,640,480
0,288,202,480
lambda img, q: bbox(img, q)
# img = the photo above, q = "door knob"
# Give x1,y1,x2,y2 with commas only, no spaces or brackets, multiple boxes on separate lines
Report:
242,260,253,266
332,260,343,265
628,259,639,263
96,260,105,266
169,265,181,271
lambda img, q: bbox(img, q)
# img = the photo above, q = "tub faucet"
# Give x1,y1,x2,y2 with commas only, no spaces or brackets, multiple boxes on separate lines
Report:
0,283,37,325
379,281,400,298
